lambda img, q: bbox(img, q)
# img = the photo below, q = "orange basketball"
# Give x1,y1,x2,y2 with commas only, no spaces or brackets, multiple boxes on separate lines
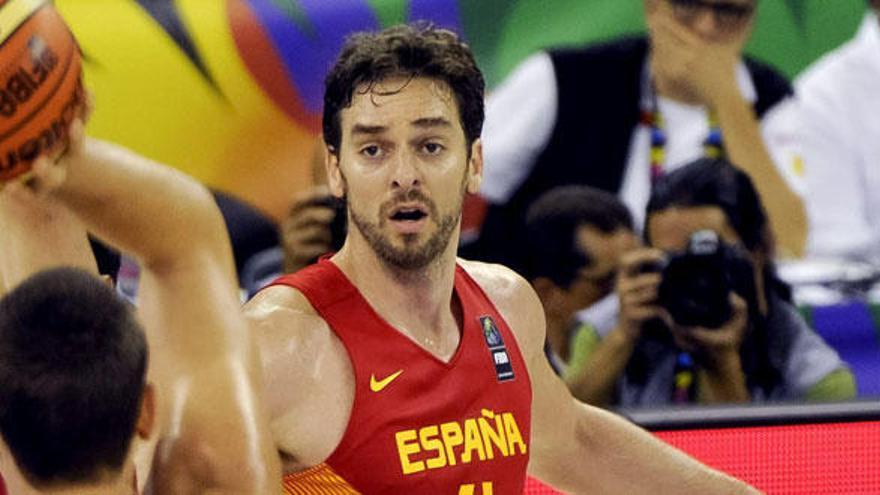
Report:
0,0,83,183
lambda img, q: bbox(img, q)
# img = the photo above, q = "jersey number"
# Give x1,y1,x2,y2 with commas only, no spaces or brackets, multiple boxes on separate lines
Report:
458,482,493,495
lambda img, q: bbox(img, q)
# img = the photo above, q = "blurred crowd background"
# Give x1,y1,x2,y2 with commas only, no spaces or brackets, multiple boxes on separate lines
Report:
56,0,880,407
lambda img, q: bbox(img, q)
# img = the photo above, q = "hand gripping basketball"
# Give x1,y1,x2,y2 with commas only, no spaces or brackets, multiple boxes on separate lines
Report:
0,0,85,185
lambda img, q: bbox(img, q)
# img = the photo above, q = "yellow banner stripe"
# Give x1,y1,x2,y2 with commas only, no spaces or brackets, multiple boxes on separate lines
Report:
0,0,49,47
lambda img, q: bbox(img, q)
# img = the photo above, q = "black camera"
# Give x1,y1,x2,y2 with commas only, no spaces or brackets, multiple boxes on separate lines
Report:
657,230,756,328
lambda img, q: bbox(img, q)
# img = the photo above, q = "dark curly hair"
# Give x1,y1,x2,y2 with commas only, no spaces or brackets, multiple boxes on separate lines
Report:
323,23,485,154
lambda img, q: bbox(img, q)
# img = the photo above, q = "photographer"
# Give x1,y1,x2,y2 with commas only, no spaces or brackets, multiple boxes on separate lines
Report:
573,158,855,407
522,186,639,377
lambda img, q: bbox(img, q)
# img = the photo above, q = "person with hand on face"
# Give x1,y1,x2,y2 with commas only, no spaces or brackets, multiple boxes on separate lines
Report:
0,119,281,494
471,0,806,275
578,157,854,409
245,23,758,494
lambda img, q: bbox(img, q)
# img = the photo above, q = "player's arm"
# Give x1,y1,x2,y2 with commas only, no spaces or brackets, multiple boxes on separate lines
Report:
711,91,806,259
31,124,281,494
243,284,357,473
473,262,759,494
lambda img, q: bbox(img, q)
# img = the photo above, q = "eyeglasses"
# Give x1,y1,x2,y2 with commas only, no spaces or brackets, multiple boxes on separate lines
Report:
667,0,756,32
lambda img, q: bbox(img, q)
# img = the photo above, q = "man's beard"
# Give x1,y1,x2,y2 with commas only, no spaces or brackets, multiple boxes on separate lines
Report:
349,189,460,271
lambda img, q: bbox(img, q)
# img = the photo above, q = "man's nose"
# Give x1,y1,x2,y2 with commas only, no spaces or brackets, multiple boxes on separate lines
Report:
690,8,721,38
390,150,421,190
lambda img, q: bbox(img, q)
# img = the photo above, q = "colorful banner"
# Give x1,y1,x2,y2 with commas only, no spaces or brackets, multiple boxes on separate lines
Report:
54,0,869,219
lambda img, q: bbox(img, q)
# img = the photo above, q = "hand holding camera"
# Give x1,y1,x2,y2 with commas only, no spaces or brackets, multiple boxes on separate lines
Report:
616,247,672,340
670,293,748,372
655,230,757,371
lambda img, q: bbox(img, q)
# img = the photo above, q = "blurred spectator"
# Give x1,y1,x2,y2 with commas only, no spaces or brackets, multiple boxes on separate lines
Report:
240,144,347,297
468,0,806,274
240,185,346,298
279,185,346,274
522,186,639,375
796,2,880,264
574,158,854,407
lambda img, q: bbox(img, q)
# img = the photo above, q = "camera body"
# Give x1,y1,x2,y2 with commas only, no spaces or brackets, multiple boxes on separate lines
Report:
656,230,756,328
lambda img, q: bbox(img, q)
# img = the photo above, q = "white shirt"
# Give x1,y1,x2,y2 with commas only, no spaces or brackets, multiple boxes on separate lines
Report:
796,11,880,264
481,50,803,231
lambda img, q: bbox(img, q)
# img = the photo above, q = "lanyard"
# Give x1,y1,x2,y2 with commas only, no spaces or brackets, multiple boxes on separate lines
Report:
640,87,725,182
671,351,696,404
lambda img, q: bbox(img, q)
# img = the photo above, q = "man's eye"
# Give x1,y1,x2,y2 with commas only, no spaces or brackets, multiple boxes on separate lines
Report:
361,145,382,157
423,142,443,154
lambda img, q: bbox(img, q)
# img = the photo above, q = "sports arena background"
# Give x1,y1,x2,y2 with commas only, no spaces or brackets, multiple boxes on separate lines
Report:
1,2,873,494
55,0,867,221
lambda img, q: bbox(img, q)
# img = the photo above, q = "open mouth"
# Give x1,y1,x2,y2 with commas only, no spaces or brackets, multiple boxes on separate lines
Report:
390,207,428,222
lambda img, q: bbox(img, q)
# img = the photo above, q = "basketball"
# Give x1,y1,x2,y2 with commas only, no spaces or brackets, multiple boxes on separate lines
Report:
0,0,83,183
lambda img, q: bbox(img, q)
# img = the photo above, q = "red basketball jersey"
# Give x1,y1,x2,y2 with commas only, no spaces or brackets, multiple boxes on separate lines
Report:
274,259,532,494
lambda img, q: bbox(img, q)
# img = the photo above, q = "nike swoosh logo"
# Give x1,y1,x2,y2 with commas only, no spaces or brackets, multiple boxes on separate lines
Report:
370,369,404,392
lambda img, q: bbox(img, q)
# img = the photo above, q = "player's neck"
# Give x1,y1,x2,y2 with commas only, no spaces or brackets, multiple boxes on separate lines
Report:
333,234,461,342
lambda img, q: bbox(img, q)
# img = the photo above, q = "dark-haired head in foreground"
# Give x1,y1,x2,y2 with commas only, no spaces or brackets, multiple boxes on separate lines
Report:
0,267,153,490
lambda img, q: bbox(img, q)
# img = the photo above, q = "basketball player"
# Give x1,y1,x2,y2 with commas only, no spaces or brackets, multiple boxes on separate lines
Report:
0,121,280,494
244,24,758,493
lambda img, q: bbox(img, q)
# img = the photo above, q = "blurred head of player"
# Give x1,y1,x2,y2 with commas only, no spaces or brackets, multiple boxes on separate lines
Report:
0,267,154,491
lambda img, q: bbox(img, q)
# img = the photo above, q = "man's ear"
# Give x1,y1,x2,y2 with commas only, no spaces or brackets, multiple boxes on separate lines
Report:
136,383,157,440
324,144,345,199
466,139,483,194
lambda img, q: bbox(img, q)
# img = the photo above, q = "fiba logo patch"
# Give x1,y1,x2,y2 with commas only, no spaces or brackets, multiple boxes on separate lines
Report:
482,316,503,347
479,316,514,382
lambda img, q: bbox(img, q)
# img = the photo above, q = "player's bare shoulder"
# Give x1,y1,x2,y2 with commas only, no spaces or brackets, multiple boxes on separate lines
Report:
457,258,546,352
244,283,327,339
457,258,528,302
243,285,339,394
243,284,355,469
